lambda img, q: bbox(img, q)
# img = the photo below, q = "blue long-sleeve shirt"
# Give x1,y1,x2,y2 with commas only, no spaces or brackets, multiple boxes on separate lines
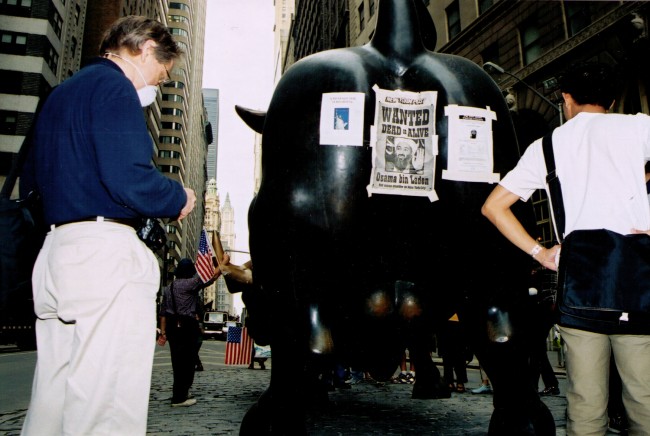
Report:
20,57,186,225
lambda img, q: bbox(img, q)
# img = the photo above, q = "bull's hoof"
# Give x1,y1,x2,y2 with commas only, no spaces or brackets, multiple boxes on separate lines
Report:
488,401,555,435
240,401,271,435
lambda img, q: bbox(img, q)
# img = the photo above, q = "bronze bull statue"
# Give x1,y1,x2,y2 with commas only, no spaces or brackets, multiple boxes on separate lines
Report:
234,0,554,434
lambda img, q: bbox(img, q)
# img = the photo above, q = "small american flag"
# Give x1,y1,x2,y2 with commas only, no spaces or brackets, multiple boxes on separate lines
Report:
196,228,214,283
224,326,253,365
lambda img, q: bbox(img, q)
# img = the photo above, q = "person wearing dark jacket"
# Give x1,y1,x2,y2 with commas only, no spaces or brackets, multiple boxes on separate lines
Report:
157,259,220,406
19,16,194,436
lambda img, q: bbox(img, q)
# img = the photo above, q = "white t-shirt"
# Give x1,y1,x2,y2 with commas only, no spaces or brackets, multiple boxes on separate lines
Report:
500,112,650,237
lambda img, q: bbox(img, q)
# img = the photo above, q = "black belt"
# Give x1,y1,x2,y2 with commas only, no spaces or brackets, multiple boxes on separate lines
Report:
53,216,140,229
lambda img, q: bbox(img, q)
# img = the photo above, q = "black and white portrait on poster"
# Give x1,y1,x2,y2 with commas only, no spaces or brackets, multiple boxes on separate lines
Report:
367,85,438,201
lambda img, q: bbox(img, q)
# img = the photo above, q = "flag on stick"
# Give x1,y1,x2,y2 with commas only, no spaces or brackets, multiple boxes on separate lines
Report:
224,326,253,365
196,228,215,283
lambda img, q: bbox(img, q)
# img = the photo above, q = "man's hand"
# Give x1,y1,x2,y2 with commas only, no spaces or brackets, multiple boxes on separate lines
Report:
178,188,196,220
534,244,561,271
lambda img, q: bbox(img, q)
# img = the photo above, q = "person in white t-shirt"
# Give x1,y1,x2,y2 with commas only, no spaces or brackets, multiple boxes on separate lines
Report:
481,61,650,435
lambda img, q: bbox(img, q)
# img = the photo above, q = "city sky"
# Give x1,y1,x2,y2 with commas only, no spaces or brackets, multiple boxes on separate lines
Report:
202,0,276,312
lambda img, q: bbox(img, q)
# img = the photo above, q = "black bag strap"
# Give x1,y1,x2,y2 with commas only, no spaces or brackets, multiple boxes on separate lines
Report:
542,132,566,243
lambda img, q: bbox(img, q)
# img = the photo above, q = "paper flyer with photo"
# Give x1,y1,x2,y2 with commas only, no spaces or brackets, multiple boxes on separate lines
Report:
367,85,439,201
442,104,500,183
319,92,365,146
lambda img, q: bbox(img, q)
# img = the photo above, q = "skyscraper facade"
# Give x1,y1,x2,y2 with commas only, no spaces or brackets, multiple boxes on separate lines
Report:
1,0,211,282
1,0,89,198
203,88,219,181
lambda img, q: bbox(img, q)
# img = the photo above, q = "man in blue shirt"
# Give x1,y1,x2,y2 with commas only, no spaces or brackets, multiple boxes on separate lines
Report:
20,16,195,436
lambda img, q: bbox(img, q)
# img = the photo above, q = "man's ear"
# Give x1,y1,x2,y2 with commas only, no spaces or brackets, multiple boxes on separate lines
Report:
140,39,155,60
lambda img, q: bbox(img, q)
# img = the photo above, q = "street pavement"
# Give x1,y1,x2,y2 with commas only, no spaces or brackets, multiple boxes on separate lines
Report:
0,342,587,435
145,343,571,436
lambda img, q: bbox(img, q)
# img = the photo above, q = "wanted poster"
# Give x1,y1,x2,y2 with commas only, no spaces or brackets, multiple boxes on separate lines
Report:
442,104,500,183
367,86,439,201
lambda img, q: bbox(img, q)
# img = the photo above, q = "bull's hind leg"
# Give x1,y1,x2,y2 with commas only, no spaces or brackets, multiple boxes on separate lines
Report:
475,307,555,436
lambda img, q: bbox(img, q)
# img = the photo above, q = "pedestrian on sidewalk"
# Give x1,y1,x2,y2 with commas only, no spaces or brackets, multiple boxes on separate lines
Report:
438,313,470,393
529,266,560,397
158,259,221,407
393,349,416,384
482,61,650,435
471,363,492,394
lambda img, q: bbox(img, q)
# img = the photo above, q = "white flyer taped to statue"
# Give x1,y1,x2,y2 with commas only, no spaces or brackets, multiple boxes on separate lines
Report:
442,104,500,183
367,86,439,202
319,92,365,146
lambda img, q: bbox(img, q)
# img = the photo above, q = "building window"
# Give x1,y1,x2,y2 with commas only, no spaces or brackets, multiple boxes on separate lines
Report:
169,2,190,12
160,135,182,145
369,0,375,17
446,1,461,40
162,107,183,117
1,0,32,5
170,28,189,37
162,94,184,103
158,149,181,159
161,121,182,131
358,2,365,32
565,2,591,37
0,31,27,55
158,165,181,174
163,81,184,90
520,19,542,65
70,36,77,57
49,7,63,39
168,14,189,25
481,42,499,66
45,45,59,74
0,111,17,134
479,0,493,15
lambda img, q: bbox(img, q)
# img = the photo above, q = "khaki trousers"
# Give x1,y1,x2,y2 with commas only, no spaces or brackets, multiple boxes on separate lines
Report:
560,326,650,436
21,221,159,436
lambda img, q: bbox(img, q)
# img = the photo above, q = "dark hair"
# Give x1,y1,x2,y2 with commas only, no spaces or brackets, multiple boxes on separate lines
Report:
174,258,196,279
99,15,182,64
558,61,616,109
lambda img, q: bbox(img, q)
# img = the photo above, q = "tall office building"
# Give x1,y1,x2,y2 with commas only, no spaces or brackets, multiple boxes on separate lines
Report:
202,179,220,311
202,88,219,181
1,0,211,282
273,0,295,85
215,193,235,315
0,0,89,198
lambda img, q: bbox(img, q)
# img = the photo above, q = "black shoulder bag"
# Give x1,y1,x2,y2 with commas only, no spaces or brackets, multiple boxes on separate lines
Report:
0,94,50,349
542,133,650,334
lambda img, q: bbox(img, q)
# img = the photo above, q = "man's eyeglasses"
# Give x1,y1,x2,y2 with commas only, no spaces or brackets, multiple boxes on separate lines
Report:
159,65,172,85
